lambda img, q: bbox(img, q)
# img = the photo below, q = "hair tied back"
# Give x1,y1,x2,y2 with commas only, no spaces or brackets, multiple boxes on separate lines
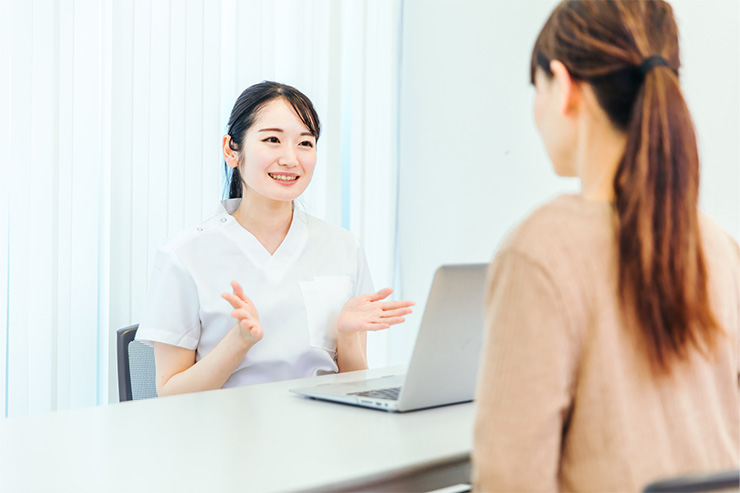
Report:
639,55,671,77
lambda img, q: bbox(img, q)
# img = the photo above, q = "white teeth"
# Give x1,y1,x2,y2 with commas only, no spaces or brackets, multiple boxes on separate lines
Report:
268,173,298,181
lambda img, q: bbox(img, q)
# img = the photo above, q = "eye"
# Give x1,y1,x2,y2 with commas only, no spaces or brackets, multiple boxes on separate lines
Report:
262,136,280,144
299,140,314,148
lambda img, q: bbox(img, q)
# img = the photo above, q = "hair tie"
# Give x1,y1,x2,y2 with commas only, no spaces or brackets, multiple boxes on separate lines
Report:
639,56,670,76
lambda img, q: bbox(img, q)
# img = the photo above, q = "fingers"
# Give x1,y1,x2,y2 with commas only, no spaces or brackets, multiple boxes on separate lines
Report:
363,315,407,328
367,287,393,302
230,280,244,296
379,307,413,318
380,316,406,326
231,308,254,320
366,289,415,310
359,316,409,331
364,322,391,331
223,282,255,308
231,281,253,305
221,292,244,310
378,300,415,310
240,319,260,335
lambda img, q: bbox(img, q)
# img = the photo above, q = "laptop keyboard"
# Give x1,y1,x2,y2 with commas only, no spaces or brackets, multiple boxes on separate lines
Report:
349,386,402,401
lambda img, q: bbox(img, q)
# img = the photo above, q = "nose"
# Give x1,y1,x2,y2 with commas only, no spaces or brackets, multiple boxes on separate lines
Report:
279,146,298,167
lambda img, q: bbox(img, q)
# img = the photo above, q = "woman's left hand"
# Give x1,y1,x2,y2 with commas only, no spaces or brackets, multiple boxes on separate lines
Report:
337,288,414,333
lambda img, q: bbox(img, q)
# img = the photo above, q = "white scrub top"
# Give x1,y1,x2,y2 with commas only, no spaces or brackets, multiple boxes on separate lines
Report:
136,199,374,388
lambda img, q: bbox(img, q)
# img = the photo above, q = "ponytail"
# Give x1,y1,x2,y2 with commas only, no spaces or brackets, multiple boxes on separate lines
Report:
614,65,719,373
531,0,721,375
228,166,243,199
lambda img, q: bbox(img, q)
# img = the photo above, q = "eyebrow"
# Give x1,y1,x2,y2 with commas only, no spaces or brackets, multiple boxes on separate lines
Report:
258,128,315,137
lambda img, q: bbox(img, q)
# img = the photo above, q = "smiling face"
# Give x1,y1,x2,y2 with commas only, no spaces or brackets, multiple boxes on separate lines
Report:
224,97,317,204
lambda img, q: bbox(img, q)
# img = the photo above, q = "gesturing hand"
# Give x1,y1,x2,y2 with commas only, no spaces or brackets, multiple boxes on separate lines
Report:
221,281,263,346
337,288,415,333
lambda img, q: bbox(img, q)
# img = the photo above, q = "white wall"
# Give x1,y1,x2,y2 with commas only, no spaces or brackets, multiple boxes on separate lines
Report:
393,0,740,364
674,0,740,237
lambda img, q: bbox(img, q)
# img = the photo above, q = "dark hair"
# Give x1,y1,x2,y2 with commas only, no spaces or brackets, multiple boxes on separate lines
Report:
531,0,720,374
224,81,321,199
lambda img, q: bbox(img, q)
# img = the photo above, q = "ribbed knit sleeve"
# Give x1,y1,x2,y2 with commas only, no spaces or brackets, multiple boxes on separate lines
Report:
473,249,579,492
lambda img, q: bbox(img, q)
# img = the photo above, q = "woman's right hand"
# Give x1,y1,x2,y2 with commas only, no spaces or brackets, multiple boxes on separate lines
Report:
222,281,263,346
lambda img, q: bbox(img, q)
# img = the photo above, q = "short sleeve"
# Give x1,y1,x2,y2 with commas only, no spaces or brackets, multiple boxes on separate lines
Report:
135,245,201,350
353,241,375,297
472,249,577,492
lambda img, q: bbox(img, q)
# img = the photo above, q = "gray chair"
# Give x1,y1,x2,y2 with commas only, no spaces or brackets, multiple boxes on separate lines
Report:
116,324,157,401
643,469,740,493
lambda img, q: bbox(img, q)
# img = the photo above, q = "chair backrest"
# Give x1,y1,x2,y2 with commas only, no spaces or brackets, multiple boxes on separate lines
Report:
116,324,158,402
643,469,740,493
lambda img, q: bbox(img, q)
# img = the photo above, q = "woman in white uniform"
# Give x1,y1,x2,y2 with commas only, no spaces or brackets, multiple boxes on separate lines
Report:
136,81,414,396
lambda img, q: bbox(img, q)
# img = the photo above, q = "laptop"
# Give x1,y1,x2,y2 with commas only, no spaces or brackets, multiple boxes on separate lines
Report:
290,263,487,412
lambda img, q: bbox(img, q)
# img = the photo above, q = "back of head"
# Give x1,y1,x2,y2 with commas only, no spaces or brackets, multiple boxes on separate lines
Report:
531,0,720,375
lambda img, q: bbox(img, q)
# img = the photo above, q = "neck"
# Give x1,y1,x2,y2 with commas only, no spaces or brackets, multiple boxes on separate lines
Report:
232,191,293,254
575,114,627,202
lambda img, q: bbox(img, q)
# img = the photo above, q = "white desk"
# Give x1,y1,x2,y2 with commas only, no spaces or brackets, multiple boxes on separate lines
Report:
0,366,474,492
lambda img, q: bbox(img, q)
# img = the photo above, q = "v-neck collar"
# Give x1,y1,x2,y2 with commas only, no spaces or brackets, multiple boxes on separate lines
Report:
218,199,308,276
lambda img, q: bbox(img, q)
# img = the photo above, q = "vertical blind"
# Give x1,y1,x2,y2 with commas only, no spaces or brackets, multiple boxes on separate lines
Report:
0,0,402,417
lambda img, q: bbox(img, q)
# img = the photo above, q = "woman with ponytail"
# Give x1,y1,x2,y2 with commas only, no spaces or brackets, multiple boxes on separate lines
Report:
136,82,413,396
473,1,739,490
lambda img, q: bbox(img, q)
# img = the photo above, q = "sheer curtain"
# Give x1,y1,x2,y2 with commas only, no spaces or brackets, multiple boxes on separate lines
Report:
1,0,110,417
0,0,402,416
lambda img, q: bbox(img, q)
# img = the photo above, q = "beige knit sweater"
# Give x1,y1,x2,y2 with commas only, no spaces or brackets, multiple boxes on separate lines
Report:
473,194,739,492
